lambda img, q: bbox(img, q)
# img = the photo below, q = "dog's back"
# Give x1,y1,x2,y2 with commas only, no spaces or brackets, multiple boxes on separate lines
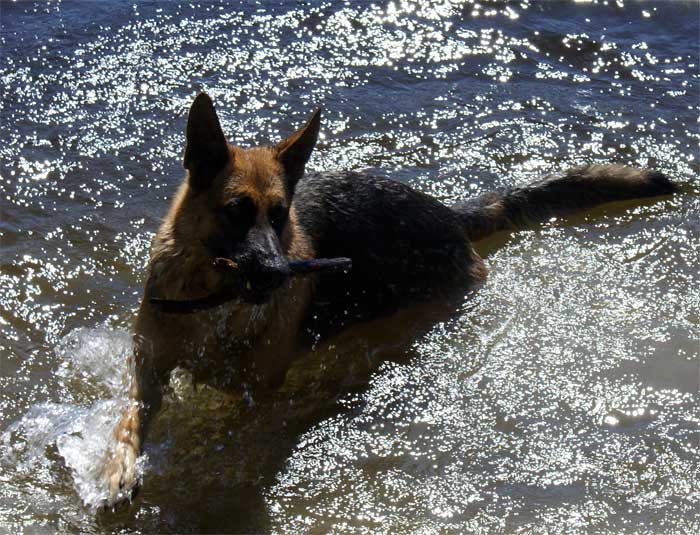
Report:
292,165,675,331
294,171,487,328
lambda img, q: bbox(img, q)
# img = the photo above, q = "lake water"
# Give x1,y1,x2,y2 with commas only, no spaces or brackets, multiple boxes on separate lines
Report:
1,0,698,533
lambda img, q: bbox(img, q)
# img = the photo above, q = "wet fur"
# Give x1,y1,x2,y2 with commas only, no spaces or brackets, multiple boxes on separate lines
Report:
102,93,676,506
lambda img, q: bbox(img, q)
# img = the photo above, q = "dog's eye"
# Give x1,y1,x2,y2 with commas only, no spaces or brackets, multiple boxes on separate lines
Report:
268,204,289,235
223,196,256,228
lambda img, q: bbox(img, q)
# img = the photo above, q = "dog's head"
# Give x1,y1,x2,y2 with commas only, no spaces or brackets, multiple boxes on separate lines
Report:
162,93,320,304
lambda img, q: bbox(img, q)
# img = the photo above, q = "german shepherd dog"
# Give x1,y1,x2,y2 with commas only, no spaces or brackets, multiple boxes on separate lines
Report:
102,93,676,505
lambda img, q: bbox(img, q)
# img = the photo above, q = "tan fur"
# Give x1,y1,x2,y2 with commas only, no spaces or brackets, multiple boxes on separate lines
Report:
227,146,287,205
104,133,317,504
143,143,316,375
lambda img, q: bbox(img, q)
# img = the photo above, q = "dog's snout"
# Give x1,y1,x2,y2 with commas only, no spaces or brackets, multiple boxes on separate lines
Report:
231,226,291,296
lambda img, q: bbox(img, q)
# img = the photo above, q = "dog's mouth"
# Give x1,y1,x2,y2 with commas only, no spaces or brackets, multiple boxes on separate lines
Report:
214,257,288,304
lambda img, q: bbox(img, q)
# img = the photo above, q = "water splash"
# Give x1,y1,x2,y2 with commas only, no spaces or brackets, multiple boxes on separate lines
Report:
1,328,145,512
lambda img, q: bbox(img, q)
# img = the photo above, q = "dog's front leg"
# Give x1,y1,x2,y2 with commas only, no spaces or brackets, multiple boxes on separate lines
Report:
102,340,163,506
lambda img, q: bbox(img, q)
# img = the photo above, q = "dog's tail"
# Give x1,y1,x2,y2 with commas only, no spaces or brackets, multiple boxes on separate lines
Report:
452,164,677,242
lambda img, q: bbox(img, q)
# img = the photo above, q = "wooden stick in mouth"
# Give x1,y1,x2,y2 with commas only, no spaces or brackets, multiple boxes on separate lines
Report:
213,256,352,275
149,257,352,314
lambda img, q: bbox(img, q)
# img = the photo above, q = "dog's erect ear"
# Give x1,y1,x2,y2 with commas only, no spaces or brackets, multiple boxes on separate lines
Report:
183,93,229,190
276,107,321,190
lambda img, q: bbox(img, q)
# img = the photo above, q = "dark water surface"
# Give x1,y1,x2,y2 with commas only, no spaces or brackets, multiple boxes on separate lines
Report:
1,0,699,533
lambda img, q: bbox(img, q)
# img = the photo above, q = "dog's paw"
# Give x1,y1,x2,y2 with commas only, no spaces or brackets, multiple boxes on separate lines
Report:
101,406,141,507
102,440,139,507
